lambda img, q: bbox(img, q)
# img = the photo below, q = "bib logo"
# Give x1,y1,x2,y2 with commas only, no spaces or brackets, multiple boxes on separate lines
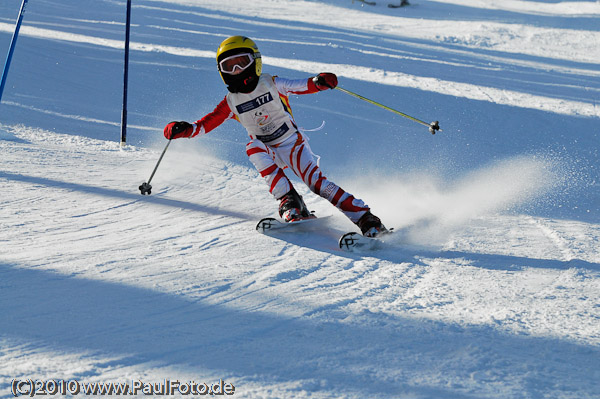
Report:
253,110,270,126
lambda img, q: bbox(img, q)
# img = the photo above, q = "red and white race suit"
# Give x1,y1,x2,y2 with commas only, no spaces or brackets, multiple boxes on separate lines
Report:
189,73,369,223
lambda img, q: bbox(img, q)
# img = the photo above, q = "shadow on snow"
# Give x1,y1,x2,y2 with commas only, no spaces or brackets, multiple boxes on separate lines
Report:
1,262,599,398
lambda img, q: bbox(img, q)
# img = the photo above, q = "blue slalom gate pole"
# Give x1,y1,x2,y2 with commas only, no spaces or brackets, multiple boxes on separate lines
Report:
120,0,132,146
0,0,29,103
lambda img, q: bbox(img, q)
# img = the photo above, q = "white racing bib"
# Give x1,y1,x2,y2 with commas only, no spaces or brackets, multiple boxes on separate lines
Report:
226,74,297,145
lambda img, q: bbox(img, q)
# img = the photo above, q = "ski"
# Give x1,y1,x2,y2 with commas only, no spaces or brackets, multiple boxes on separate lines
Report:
388,0,410,8
338,229,394,251
257,214,393,252
256,214,320,233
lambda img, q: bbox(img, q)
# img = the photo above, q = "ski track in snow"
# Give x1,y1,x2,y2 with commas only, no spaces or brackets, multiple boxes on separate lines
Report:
1,0,599,118
1,0,599,397
1,125,599,398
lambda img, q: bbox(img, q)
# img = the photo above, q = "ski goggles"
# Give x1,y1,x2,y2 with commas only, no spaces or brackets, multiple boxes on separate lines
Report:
219,53,258,75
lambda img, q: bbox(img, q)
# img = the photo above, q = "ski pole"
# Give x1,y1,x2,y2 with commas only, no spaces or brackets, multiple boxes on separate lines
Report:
139,139,171,195
334,85,441,134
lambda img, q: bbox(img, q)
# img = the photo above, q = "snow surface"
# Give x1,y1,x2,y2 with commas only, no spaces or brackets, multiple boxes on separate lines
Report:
1,0,599,398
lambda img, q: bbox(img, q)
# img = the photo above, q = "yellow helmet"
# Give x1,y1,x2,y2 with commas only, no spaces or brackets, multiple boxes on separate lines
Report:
216,36,262,93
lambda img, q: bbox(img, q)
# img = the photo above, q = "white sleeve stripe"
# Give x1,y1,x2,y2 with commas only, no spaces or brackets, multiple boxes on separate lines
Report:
192,123,205,137
274,76,309,95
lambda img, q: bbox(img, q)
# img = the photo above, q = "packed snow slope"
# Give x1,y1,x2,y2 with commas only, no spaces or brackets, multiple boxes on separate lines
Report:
1,0,599,398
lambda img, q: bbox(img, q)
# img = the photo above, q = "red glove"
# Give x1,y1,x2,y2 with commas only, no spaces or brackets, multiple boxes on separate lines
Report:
312,73,337,91
164,121,193,139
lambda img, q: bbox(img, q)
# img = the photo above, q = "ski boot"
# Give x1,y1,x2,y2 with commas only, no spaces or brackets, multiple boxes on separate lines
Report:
356,210,388,237
278,187,311,222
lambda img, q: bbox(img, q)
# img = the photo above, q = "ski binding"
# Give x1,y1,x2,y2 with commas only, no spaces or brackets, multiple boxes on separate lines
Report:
338,229,393,251
256,214,319,233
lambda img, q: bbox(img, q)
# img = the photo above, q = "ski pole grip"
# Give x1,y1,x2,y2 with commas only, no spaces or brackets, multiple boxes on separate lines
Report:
313,74,335,90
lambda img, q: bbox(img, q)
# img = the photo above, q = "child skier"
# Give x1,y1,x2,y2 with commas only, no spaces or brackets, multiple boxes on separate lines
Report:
163,36,387,237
